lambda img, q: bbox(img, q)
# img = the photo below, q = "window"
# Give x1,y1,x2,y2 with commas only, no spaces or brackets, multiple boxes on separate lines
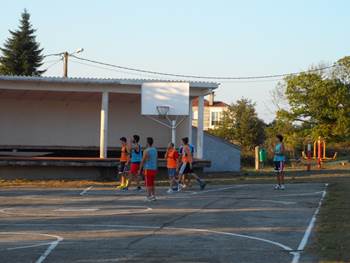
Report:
193,110,198,120
211,111,222,126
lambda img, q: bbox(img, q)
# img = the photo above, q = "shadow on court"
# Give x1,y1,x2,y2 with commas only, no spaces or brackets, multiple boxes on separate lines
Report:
0,183,326,263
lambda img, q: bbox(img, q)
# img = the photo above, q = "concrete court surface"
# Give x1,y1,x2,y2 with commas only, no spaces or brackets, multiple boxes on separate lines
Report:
0,183,327,263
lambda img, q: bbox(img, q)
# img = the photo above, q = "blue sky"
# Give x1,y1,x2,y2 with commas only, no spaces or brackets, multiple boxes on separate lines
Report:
1,0,349,122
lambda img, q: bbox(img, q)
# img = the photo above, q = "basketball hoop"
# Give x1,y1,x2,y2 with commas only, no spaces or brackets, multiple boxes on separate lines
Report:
141,82,190,145
156,106,170,118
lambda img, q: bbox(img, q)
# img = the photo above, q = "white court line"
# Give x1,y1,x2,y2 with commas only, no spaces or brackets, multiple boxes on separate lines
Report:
0,232,63,263
160,185,247,200
7,242,53,250
189,185,247,195
291,183,328,263
0,223,293,256
255,200,296,205
35,236,63,263
54,208,99,212
277,191,324,197
0,206,152,217
79,186,93,196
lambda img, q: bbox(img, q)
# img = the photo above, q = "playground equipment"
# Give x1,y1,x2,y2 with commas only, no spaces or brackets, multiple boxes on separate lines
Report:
302,136,337,169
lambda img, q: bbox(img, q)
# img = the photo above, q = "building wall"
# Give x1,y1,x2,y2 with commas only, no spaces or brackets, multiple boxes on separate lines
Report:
192,127,240,172
0,94,189,149
192,106,227,130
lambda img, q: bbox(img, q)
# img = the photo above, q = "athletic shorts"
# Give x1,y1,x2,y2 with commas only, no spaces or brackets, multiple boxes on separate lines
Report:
274,161,285,172
144,169,156,187
130,163,140,175
118,162,129,173
179,163,193,175
167,168,177,177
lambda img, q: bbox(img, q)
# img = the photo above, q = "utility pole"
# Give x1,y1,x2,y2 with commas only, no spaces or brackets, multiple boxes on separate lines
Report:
63,51,69,78
44,48,83,78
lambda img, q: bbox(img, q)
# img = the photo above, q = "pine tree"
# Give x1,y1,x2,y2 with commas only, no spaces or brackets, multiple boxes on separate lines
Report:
0,9,45,76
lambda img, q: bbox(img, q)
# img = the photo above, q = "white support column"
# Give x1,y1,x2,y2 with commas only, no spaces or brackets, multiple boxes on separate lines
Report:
99,91,109,158
188,98,193,145
196,95,204,159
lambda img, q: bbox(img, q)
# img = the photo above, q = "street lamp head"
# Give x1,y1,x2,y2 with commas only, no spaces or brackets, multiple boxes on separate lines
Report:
75,48,84,54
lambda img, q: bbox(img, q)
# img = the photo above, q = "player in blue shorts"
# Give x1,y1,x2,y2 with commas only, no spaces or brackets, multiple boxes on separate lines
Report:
273,134,286,190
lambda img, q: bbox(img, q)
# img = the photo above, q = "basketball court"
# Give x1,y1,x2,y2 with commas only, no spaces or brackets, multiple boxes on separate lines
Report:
0,183,326,263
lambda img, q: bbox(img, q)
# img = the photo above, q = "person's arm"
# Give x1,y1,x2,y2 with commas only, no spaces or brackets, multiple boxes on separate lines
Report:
135,144,140,153
185,147,192,166
138,149,148,175
280,143,285,155
125,145,130,165
165,149,169,159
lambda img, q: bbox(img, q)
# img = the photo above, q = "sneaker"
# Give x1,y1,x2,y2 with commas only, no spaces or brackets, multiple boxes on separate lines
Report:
167,188,174,194
145,196,152,202
150,195,156,201
134,186,142,192
200,182,207,191
121,187,129,192
280,185,285,190
274,184,280,190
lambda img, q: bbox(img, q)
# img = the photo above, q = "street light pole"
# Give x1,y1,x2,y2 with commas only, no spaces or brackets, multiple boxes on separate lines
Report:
44,48,84,78
63,51,69,78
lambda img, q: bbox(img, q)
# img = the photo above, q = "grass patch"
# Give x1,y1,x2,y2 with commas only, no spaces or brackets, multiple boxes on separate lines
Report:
310,176,350,262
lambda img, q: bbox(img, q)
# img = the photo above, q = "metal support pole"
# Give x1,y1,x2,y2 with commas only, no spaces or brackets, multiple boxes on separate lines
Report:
317,137,322,169
196,95,204,159
188,98,193,145
255,146,260,171
171,120,176,145
63,51,68,78
307,143,312,171
99,91,109,158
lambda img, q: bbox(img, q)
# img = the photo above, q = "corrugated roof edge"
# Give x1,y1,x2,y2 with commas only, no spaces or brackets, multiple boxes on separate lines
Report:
0,75,220,89
192,126,241,150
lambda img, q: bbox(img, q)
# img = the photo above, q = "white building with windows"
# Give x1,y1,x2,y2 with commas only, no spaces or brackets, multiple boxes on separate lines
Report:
192,92,228,130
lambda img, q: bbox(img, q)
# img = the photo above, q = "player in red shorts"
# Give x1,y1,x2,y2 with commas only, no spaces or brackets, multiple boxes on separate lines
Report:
138,137,158,201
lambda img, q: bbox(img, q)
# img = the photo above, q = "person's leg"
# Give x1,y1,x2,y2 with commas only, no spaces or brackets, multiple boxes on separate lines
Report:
280,162,285,189
136,174,141,188
130,163,141,190
191,172,204,184
178,163,186,187
117,163,124,189
274,162,280,189
170,169,178,190
144,172,151,198
167,169,173,190
149,172,156,200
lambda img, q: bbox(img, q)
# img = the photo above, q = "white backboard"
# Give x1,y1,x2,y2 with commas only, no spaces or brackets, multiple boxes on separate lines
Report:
141,82,189,116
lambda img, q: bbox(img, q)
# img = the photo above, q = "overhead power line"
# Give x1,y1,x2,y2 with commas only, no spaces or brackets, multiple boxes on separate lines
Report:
43,58,62,71
70,54,337,80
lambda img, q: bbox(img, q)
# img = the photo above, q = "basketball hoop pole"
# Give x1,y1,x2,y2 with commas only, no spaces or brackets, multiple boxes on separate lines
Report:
144,114,187,146
171,120,176,145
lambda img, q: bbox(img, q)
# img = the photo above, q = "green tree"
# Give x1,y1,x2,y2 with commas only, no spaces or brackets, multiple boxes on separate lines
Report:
281,60,350,141
264,110,303,158
0,9,45,76
212,98,266,151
